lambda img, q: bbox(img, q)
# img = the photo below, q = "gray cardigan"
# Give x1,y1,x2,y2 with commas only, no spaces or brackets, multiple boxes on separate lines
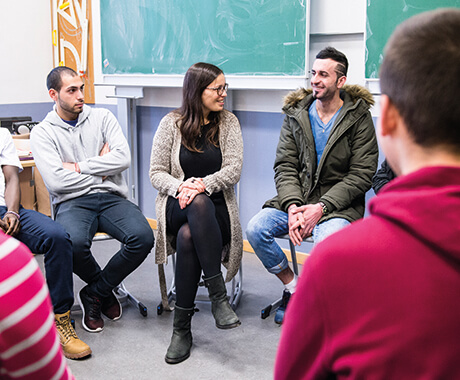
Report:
149,110,244,308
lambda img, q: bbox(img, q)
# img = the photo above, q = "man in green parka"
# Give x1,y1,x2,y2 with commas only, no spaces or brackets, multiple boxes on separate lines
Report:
246,47,378,324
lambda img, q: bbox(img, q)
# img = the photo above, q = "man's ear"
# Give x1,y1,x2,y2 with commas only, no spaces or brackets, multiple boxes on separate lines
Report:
337,75,346,89
49,88,58,102
379,95,399,137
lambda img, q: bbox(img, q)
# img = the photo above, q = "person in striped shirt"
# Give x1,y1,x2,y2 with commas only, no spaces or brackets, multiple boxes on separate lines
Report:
0,232,74,379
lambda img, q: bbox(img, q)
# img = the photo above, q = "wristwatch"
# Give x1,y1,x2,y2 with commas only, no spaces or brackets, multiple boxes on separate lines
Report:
319,201,328,215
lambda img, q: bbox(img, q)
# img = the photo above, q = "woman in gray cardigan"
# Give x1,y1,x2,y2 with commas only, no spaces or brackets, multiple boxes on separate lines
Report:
149,63,244,364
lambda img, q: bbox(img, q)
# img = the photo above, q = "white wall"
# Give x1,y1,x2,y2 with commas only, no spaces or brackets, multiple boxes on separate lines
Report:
0,0,114,106
0,0,376,113
0,1,53,104
310,0,365,34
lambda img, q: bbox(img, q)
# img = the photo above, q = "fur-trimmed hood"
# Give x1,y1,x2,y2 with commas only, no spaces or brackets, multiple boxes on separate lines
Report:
283,84,374,111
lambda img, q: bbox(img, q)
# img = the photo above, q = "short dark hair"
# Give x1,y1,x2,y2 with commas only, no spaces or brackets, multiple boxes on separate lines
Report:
380,9,460,150
316,47,348,78
178,62,224,152
46,66,78,91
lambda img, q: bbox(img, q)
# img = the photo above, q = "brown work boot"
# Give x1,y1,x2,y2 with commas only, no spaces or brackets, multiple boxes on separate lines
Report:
55,311,92,359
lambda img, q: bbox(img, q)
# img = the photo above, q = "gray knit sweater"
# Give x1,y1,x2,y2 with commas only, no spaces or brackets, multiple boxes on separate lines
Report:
150,110,244,301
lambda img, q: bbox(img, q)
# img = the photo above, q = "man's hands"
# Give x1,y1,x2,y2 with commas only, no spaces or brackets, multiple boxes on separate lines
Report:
176,177,206,209
63,142,110,179
99,142,110,156
0,212,20,236
62,162,77,171
288,203,323,246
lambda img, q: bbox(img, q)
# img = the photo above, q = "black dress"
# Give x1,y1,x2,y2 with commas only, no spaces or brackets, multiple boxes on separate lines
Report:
166,123,231,245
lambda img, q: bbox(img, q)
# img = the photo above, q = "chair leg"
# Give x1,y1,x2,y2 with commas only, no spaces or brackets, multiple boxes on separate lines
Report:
158,252,243,314
70,281,147,317
261,235,300,319
157,255,177,315
289,239,299,276
115,282,148,317
228,265,243,310
261,297,282,319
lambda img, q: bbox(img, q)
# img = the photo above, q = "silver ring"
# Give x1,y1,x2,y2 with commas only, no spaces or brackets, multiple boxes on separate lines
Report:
191,179,195,183
186,195,191,199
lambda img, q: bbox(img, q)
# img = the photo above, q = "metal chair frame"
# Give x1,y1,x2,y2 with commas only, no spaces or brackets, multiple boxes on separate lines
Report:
50,201,148,317
260,235,313,319
157,253,243,315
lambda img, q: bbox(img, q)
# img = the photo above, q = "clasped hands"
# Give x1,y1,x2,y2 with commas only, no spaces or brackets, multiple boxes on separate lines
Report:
0,212,20,236
288,203,323,246
177,177,206,209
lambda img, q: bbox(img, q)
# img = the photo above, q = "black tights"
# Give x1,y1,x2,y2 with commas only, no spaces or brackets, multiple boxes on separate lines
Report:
167,194,227,308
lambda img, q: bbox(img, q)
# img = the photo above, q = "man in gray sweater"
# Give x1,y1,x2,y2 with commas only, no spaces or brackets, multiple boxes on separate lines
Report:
31,66,154,333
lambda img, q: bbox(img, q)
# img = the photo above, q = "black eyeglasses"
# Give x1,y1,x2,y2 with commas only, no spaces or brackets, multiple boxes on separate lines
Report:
206,83,229,96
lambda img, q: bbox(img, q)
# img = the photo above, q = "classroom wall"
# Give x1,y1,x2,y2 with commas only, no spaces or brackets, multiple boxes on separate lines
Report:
0,0,380,239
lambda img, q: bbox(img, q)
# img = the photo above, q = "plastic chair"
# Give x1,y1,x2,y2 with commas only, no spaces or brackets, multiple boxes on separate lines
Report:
260,234,313,319
157,253,243,315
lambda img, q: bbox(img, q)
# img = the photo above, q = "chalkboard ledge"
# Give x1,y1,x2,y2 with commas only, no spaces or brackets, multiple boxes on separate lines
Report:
97,74,308,90
365,79,381,95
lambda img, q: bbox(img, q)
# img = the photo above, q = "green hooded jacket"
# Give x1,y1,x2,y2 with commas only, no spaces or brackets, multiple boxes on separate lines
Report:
264,85,379,223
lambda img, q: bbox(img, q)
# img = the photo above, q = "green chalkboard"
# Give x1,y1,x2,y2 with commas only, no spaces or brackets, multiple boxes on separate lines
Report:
100,0,307,77
365,2,460,78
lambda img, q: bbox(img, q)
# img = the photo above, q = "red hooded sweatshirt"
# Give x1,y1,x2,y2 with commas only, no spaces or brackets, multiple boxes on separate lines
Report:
275,166,460,380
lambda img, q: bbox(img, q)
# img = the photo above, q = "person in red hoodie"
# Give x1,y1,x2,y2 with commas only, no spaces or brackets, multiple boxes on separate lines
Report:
275,8,460,380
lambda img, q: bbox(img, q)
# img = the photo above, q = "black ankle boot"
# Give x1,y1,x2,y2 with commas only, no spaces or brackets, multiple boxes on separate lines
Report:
165,305,194,364
203,272,241,329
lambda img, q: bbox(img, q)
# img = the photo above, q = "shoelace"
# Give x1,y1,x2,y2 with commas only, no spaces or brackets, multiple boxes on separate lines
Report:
57,316,78,340
88,296,102,319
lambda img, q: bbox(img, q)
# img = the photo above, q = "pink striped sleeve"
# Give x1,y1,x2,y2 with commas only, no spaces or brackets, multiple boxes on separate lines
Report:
0,234,74,380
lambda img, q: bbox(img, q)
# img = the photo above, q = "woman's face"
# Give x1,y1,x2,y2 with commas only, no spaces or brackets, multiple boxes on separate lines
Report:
201,73,227,118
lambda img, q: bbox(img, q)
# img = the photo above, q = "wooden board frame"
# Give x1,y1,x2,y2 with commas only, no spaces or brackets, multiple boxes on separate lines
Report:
51,0,95,103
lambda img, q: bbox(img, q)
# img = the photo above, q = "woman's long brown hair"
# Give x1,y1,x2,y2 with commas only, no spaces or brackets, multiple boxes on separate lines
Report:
176,62,223,152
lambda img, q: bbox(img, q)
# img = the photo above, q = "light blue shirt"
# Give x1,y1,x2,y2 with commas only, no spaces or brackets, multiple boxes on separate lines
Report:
309,100,342,165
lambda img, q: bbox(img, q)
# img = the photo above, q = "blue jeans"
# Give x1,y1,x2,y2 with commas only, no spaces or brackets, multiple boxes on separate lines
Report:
1,206,74,314
55,193,154,298
246,207,350,274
